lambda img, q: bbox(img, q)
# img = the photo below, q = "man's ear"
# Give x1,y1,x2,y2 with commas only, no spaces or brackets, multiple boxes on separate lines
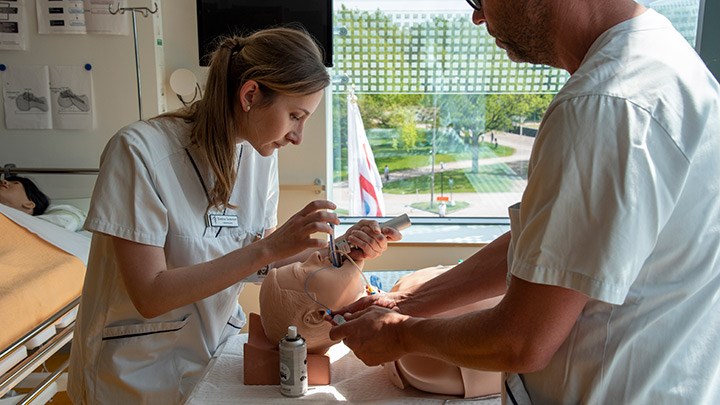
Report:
21,201,35,214
303,309,326,326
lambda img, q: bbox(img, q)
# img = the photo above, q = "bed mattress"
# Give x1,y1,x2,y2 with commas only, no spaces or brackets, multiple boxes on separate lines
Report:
0,213,86,350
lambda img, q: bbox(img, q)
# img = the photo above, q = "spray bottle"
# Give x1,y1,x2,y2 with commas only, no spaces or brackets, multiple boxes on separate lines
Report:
279,325,308,397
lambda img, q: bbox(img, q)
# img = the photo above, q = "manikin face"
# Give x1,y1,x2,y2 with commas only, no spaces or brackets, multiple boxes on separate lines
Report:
237,85,324,157
471,0,557,66
259,251,365,353
0,179,34,214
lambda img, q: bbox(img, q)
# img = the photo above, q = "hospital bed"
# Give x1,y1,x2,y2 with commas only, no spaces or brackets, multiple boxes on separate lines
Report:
0,166,94,404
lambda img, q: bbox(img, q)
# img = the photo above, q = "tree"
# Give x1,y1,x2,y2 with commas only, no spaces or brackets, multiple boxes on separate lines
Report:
485,94,552,132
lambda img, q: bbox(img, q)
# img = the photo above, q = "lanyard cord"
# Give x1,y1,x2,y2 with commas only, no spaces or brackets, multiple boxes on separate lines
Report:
185,148,211,203
185,146,244,237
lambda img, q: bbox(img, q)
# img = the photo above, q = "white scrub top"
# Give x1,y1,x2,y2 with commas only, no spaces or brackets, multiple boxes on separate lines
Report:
68,117,279,404
505,10,720,404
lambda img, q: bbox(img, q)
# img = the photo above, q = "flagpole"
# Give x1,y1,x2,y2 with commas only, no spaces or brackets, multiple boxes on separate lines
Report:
347,87,359,215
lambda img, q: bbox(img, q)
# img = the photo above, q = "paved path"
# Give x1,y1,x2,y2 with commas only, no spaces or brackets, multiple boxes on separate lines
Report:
388,131,534,178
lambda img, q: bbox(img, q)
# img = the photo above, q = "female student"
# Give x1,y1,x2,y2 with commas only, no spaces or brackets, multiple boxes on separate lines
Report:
68,27,399,404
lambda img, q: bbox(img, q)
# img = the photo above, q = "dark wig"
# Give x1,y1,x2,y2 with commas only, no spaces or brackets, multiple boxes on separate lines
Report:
6,176,50,215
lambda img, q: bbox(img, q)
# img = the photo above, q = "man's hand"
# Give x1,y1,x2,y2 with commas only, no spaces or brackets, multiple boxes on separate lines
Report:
329,290,406,317
329,306,413,366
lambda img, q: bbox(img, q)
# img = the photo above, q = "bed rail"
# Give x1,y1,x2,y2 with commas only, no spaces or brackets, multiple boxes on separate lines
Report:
0,297,79,398
2,164,99,177
16,359,69,405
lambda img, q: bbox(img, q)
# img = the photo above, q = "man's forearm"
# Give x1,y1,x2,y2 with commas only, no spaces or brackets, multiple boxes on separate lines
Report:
400,231,511,317
400,272,588,373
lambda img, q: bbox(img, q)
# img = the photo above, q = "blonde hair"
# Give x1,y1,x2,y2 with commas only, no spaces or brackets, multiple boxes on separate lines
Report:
164,27,330,209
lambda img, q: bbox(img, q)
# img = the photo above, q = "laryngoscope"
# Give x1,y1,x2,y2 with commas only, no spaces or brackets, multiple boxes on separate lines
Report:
327,214,412,268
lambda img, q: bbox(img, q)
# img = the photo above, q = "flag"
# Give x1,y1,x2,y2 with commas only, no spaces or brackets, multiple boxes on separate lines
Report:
347,91,385,216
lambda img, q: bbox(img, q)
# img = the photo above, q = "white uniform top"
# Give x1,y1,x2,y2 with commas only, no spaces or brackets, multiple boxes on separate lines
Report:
68,117,279,404
505,10,720,404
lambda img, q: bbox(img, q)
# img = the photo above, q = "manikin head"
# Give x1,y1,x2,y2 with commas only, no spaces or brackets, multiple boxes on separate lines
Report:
259,251,365,354
0,176,50,216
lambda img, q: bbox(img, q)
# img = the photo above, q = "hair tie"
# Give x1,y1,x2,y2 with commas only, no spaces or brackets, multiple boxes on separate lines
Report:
228,39,244,55
223,39,243,55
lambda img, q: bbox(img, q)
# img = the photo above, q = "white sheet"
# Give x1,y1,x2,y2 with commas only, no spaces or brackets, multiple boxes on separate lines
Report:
184,334,501,405
0,204,90,264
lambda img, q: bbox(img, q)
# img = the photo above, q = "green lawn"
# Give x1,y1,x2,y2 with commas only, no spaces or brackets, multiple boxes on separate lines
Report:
383,164,526,194
374,143,515,173
373,142,514,170
336,128,519,188
375,153,459,172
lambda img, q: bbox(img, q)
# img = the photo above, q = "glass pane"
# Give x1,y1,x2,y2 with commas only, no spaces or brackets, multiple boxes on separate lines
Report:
331,0,701,219
638,0,701,47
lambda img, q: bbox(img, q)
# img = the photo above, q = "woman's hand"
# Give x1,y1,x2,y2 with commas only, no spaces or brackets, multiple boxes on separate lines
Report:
341,219,403,261
262,200,338,261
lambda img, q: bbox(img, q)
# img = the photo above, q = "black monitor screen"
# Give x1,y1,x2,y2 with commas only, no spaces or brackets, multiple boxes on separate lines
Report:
196,0,333,67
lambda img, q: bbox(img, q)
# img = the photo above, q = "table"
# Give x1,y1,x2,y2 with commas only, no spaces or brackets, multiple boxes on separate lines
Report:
184,334,501,404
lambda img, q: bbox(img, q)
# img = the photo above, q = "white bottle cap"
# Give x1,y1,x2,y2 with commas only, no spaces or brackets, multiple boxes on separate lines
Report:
287,325,297,339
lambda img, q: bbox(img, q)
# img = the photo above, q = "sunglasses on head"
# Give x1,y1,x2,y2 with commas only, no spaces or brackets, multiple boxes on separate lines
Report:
465,0,482,12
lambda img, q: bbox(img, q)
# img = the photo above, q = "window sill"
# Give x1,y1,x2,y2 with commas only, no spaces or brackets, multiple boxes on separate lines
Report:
337,217,509,244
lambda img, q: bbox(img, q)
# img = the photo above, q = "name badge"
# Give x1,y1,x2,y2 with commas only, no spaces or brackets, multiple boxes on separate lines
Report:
208,214,239,228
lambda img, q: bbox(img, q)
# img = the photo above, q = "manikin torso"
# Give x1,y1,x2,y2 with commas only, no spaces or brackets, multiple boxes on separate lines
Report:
384,266,502,398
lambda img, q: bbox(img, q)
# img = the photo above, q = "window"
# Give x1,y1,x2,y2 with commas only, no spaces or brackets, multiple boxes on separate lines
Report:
330,0,702,221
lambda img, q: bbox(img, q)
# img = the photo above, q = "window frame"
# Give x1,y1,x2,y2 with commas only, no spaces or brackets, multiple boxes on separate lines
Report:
308,1,714,239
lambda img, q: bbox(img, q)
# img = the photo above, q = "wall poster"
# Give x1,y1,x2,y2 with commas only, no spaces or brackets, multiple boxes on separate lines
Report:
2,64,95,129
36,0,128,35
0,0,27,50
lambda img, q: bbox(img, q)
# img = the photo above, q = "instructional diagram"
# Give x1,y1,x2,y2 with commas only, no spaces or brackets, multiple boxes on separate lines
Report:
57,88,90,111
15,90,49,112
2,64,94,129
0,0,27,50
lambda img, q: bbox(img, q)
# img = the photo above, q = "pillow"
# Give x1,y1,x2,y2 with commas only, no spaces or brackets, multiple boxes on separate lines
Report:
37,204,87,232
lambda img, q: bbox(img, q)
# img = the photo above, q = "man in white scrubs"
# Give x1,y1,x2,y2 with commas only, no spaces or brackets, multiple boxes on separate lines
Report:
329,0,720,403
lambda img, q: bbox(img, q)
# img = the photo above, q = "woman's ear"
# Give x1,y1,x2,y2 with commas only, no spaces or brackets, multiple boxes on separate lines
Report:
303,309,326,326
238,80,261,112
